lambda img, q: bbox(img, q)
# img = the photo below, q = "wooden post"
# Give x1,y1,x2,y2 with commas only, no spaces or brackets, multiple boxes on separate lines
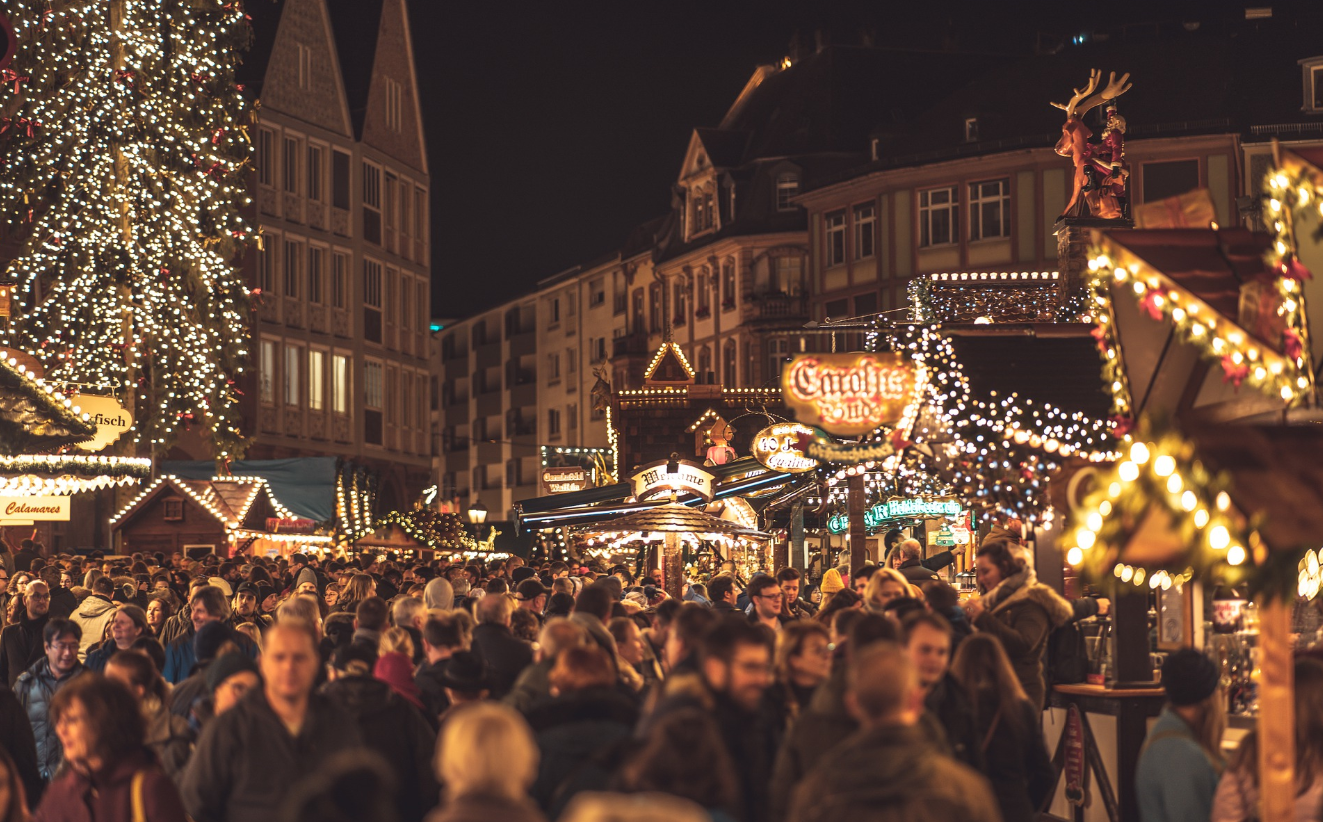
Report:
662,532,683,600
1256,597,1295,822
790,500,805,571
847,474,866,574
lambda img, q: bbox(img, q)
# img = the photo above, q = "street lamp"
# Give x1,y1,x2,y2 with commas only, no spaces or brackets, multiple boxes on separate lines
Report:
466,500,488,526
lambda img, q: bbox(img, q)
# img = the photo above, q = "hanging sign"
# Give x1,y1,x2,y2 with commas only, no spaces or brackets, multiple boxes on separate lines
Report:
266,517,317,534
1064,704,1087,806
631,459,715,502
71,394,134,452
752,422,819,473
0,496,71,523
541,466,591,495
827,498,963,534
782,353,919,436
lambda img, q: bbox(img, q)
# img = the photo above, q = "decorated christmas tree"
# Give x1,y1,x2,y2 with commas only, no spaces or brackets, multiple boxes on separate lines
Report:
0,0,255,457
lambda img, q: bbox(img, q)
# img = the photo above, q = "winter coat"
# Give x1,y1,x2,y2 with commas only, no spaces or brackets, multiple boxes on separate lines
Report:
973,570,1073,710
415,657,451,720
13,548,37,573
48,587,76,620
162,625,257,685
180,688,363,822
321,674,440,822
0,681,44,805
1135,709,1223,822
504,658,553,716
1211,746,1323,822
33,746,186,822
425,793,547,822
770,667,858,822
924,673,984,772
787,723,1001,822
898,559,939,585
524,687,638,817
0,611,49,687
71,595,117,661
975,695,1054,822
84,641,130,674
469,623,533,699
15,658,88,780
143,698,194,786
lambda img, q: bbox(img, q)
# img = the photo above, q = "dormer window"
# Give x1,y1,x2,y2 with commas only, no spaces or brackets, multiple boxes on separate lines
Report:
776,173,800,211
1301,57,1323,113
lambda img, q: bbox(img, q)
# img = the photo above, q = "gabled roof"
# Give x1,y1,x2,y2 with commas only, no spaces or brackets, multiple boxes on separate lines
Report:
235,0,288,96
110,475,295,531
324,0,384,138
0,348,95,455
644,343,696,384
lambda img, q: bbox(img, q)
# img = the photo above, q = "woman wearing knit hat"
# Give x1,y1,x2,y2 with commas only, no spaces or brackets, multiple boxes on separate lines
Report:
1135,649,1227,822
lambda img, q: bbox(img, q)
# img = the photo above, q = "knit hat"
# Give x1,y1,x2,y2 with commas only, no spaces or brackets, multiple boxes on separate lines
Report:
194,621,235,663
545,592,575,618
423,577,454,610
820,567,845,595
1161,649,1220,706
294,567,318,591
206,651,259,694
515,578,549,602
511,566,536,584
437,650,488,693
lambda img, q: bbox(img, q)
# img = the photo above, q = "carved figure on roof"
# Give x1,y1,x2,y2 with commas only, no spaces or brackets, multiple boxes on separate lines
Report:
590,367,611,413
1052,69,1133,221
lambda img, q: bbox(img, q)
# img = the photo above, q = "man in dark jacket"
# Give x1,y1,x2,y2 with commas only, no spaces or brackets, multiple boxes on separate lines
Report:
38,568,76,620
895,540,941,585
902,611,982,771
322,644,438,822
415,612,467,718
181,621,364,822
12,540,37,573
785,642,1001,822
0,671,43,803
163,586,258,684
469,592,533,698
14,619,86,782
708,574,740,615
0,579,51,687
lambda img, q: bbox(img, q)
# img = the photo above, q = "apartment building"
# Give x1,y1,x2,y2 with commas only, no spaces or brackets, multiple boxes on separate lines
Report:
234,0,432,512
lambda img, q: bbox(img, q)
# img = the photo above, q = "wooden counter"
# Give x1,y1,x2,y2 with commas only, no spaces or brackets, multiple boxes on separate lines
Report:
1053,683,1164,698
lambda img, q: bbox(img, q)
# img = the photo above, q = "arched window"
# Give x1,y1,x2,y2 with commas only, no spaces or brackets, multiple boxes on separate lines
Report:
698,345,712,380
723,341,738,386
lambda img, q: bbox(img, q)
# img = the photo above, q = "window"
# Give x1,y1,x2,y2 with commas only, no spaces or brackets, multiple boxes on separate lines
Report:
363,260,382,308
306,145,323,202
772,257,802,295
703,193,714,229
283,240,301,298
384,77,403,132
566,294,575,317
649,284,662,332
969,179,1010,241
549,298,560,325
547,352,560,382
307,247,324,304
257,129,275,187
854,204,876,259
385,268,397,326
365,361,383,408
296,43,312,90
332,251,348,308
384,173,398,243
400,276,411,332
414,187,426,247
260,340,275,404
697,271,710,314
308,349,325,411
284,345,301,406
473,466,486,491
854,292,878,316
385,366,397,425
768,338,792,382
591,337,606,363
506,459,523,488
691,193,706,235
567,404,578,430
964,117,979,142
259,234,276,293
163,498,184,522
776,173,799,211
722,263,736,308
589,279,605,307
824,298,848,318
362,162,381,244
1313,64,1323,110
331,150,350,210
723,341,737,386
1141,160,1200,204
698,346,712,378
547,408,561,437
333,354,349,413
417,282,427,333
919,186,958,247
566,348,577,378
402,374,412,428
282,137,300,194
825,211,846,267
673,282,687,319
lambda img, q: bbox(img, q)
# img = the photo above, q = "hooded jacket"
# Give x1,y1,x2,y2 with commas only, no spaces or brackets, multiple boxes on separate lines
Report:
973,569,1073,710
71,594,118,661
321,674,439,822
786,723,1001,822
423,577,454,610
15,657,87,780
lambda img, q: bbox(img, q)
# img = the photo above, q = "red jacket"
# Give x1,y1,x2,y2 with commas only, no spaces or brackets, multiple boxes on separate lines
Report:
34,747,186,822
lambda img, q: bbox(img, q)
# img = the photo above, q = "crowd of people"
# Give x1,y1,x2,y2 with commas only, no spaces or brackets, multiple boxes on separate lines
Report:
0,533,1315,822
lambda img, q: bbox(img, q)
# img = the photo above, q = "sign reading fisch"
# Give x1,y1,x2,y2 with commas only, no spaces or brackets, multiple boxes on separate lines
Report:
0,496,70,522
541,466,592,495
631,460,715,502
752,422,820,474
71,394,134,453
782,353,919,436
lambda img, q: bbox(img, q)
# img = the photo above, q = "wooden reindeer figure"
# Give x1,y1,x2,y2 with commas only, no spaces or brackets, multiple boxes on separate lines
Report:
1052,69,1133,219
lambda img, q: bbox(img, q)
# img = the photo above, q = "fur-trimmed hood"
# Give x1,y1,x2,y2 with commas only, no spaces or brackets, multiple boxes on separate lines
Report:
985,569,1074,627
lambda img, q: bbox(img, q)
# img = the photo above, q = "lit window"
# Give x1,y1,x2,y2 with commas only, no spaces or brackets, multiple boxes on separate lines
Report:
284,345,302,406
260,340,275,404
333,354,349,414
308,350,325,411
969,179,1010,241
365,361,383,409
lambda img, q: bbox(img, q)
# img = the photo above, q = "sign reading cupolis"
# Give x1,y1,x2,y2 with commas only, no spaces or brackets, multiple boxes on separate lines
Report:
752,423,820,474
781,353,919,436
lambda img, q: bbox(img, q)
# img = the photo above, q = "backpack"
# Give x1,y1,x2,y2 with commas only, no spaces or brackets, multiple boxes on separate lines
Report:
1046,621,1089,686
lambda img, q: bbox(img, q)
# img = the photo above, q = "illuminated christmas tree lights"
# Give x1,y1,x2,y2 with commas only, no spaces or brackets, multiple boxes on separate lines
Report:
0,0,255,456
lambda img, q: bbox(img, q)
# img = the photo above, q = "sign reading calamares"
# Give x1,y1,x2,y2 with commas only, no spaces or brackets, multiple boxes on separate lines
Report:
782,353,919,436
0,496,70,522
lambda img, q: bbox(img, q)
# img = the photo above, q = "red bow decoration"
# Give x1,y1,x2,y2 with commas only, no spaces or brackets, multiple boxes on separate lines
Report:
1284,328,1305,362
1138,291,1164,321
0,69,29,94
1089,324,1109,354
1220,356,1249,387
888,429,911,450
1281,257,1313,282
113,69,135,86
1108,416,1134,437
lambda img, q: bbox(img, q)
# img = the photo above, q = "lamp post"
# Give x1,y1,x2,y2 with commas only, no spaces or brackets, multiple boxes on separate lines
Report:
466,499,488,538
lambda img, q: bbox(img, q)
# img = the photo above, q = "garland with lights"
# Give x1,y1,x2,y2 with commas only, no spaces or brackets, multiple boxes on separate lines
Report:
0,0,255,457
376,509,480,554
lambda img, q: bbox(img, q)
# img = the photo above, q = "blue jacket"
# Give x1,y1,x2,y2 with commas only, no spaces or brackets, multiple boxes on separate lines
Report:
163,628,258,685
1135,708,1222,822
14,658,86,780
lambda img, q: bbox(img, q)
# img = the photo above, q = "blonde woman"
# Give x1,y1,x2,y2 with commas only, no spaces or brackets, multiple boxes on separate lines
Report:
335,573,377,614
863,568,919,614
428,703,546,822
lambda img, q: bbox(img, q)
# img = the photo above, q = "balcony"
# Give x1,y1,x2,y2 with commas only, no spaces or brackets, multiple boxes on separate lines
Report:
508,329,536,358
612,330,651,359
744,292,809,322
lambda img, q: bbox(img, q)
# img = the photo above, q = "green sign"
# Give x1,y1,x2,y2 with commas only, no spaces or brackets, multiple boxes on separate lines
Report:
827,499,962,534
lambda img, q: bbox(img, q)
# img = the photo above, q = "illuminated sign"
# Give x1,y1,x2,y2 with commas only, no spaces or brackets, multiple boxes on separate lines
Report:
827,499,962,534
782,353,919,436
0,496,70,523
71,394,133,453
541,467,591,495
630,460,715,502
266,517,317,534
752,422,819,474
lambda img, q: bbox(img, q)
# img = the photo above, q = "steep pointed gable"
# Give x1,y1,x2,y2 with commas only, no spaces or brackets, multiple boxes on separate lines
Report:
257,0,353,136
324,0,384,139
358,0,427,172
644,343,696,385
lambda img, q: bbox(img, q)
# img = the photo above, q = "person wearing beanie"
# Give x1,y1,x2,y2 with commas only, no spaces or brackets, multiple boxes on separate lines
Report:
819,567,845,598
424,577,454,610
294,567,319,595
206,651,260,716
168,620,242,720
1135,649,1227,822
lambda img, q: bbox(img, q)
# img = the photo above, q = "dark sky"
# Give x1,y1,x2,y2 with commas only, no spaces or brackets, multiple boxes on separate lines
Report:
410,0,1247,319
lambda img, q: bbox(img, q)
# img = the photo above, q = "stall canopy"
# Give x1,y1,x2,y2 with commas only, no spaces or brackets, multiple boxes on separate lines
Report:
162,457,337,522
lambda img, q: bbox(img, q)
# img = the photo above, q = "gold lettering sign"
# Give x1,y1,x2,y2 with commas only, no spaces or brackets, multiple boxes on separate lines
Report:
782,353,919,436
752,422,819,474
0,496,70,522
630,460,715,502
541,467,591,495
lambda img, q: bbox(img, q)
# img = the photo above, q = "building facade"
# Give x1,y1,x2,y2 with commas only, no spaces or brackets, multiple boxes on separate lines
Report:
232,0,432,513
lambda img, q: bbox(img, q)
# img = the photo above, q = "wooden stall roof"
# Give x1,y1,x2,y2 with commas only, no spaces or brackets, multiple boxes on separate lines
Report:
0,351,95,454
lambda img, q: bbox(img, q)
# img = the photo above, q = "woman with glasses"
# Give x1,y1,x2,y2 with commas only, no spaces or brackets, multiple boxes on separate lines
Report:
770,620,832,730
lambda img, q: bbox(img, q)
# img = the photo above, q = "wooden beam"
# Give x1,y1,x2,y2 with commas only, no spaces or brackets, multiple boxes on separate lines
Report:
1257,596,1295,822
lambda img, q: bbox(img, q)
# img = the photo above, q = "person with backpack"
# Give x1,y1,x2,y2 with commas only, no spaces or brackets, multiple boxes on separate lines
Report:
1135,650,1226,822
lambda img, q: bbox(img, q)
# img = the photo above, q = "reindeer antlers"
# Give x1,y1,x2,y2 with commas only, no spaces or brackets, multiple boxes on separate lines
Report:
1051,69,1132,119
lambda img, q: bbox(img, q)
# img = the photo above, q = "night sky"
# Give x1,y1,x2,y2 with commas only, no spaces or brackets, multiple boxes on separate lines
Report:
411,0,1250,320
